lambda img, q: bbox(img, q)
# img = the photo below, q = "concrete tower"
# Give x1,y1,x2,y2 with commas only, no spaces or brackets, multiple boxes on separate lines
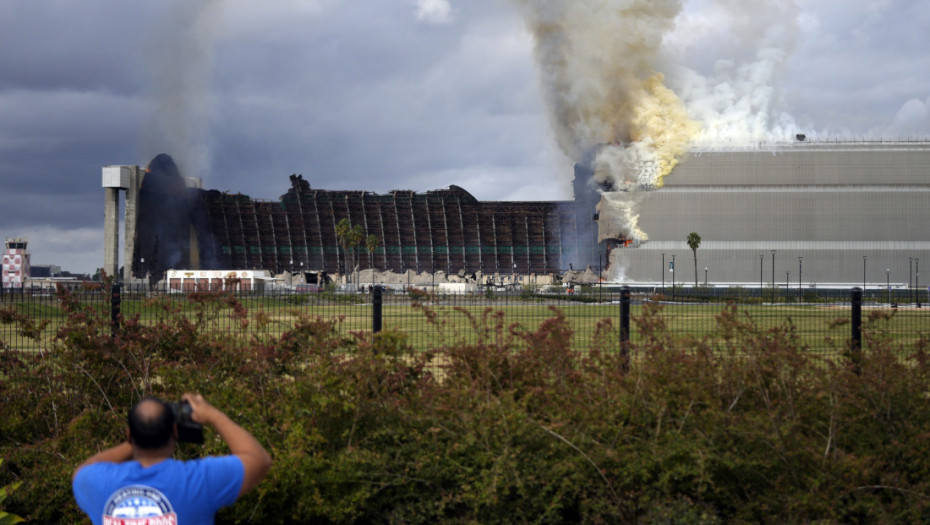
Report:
102,164,144,282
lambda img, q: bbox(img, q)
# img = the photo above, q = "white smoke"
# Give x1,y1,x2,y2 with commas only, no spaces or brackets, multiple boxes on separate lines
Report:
598,191,649,242
415,0,454,24
140,1,225,180
885,97,930,137
671,0,802,145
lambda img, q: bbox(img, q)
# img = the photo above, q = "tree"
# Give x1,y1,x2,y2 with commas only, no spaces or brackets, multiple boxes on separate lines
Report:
335,218,364,279
365,235,380,269
687,232,701,288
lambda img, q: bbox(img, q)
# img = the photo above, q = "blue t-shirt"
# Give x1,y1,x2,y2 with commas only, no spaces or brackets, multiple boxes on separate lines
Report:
73,456,244,525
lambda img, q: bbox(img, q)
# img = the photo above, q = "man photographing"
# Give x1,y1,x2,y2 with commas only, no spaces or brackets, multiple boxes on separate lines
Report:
72,393,272,525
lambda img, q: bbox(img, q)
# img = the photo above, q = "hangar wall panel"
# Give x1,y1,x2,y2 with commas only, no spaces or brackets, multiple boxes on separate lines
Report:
611,143,930,286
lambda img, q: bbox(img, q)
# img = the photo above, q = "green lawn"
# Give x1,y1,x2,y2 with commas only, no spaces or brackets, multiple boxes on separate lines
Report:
2,293,927,354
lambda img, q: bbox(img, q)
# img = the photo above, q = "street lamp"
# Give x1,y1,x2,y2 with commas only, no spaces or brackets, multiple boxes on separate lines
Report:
759,253,765,301
671,255,676,297
910,257,914,304
863,256,866,291
798,256,803,299
771,250,776,303
886,268,891,305
914,257,920,308
704,266,708,286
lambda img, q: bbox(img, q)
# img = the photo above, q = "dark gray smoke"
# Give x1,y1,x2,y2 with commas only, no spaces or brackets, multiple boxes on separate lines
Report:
139,1,224,182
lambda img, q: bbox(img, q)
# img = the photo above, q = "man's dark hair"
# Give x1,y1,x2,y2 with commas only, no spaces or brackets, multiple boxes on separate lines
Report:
127,397,176,450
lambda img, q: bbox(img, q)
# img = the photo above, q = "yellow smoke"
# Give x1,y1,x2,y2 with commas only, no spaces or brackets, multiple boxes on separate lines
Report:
513,0,699,184
513,0,701,242
628,74,701,187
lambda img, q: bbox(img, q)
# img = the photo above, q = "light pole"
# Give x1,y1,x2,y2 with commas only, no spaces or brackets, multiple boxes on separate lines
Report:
917,258,921,308
786,271,790,297
798,256,803,299
704,266,708,286
863,256,866,291
771,250,776,303
759,253,765,302
910,257,914,304
886,268,891,305
671,255,676,298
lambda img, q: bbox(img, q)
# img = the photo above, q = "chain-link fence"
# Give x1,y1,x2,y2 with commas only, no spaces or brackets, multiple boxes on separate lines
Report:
1,283,928,356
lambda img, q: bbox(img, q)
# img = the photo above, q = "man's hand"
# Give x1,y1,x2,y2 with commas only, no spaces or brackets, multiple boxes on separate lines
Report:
181,392,272,497
182,393,220,426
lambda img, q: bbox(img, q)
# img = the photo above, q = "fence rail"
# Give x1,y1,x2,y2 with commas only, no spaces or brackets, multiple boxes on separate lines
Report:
1,283,928,356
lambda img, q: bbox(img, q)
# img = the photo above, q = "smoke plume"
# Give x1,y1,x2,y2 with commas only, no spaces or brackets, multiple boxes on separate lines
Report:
511,0,700,247
511,0,804,269
673,0,801,145
140,1,225,181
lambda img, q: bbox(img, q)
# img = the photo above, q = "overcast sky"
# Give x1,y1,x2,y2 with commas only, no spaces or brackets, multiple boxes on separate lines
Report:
2,0,929,274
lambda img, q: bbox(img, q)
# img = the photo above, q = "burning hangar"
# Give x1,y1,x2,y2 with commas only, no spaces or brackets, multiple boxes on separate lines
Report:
103,140,930,287
102,154,607,284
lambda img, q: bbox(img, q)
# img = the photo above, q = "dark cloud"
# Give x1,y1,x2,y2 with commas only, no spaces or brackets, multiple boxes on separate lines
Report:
1,0,928,273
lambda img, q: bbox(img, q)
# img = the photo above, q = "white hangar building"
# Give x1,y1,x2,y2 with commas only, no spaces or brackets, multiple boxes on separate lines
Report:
609,141,930,289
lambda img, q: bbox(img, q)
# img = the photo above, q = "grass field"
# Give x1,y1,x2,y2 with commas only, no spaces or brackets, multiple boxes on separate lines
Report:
3,291,928,354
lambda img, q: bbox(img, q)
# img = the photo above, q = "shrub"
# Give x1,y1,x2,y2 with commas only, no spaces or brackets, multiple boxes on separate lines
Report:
2,290,930,523
0,460,24,525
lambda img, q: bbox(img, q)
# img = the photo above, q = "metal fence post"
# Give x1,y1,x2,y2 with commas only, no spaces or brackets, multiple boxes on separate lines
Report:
111,283,122,338
851,287,862,372
620,286,631,371
372,284,383,334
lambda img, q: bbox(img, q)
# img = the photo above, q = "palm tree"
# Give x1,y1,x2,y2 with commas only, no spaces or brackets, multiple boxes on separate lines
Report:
365,234,379,269
335,218,364,279
687,232,701,288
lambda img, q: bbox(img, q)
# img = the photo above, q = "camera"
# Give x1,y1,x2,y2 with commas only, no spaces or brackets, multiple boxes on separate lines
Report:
169,400,204,444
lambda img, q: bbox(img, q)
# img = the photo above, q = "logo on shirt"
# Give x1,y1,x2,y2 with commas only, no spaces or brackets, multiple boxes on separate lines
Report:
102,485,177,525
